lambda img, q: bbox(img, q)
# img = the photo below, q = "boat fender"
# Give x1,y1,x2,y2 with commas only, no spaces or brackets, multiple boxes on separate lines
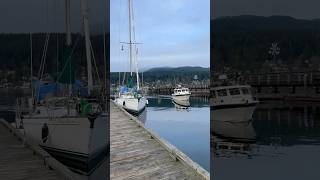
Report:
88,113,97,129
41,123,49,143
123,101,125,106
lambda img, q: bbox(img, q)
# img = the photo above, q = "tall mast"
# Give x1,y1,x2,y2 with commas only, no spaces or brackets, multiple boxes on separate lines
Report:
30,33,33,99
65,0,72,96
81,0,93,95
128,0,133,76
103,23,107,91
65,0,72,46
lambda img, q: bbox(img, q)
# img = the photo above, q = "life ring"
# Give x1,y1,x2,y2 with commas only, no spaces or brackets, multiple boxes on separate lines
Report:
41,123,49,143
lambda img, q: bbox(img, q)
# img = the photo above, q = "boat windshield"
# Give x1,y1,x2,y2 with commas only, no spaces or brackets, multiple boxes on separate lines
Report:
217,89,228,96
241,87,250,95
229,88,241,95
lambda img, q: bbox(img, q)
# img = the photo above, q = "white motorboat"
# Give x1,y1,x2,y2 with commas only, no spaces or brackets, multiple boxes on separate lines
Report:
172,85,191,102
115,0,147,115
211,85,259,122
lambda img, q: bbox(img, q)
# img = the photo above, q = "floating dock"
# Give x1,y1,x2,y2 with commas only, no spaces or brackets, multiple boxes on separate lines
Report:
0,119,79,180
110,102,209,180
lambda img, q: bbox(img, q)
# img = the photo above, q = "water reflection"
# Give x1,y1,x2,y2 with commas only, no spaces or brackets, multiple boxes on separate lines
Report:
138,107,147,124
212,101,320,179
139,96,210,171
172,99,190,111
212,121,256,142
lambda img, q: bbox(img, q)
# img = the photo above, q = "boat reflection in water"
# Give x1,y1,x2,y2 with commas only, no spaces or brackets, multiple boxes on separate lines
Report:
137,96,210,171
211,120,256,141
211,120,257,158
172,99,191,110
212,101,320,179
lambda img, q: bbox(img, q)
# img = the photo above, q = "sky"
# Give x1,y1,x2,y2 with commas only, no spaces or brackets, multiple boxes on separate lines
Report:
212,0,320,19
110,0,210,72
0,0,108,33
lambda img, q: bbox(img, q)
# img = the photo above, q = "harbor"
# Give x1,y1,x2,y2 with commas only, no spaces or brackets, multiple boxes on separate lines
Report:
110,0,210,177
110,101,209,179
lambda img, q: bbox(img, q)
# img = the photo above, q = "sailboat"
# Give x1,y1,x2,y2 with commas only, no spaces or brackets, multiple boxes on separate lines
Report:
115,0,147,115
15,0,107,174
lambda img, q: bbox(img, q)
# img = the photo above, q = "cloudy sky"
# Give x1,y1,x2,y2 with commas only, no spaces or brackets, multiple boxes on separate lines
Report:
110,0,210,72
0,0,108,33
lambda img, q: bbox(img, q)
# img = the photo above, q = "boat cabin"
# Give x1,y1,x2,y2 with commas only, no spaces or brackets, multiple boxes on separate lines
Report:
173,88,190,94
211,85,258,106
211,85,253,98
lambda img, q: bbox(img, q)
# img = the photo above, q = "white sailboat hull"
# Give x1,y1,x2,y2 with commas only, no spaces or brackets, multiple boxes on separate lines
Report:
115,97,147,114
19,113,107,173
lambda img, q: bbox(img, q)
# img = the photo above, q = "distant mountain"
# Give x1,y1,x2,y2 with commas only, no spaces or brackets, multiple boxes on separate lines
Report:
146,66,209,73
110,66,209,84
213,15,320,32
211,15,320,71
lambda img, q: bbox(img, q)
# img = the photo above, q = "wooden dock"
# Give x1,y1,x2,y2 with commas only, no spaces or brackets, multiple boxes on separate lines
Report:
110,102,209,180
0,119,80,180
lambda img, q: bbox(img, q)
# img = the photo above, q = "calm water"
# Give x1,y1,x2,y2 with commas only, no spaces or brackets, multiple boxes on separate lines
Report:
138,96,210,171
212,101,320,180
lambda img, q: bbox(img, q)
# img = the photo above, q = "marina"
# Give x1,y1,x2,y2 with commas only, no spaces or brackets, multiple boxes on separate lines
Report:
110,101,209,179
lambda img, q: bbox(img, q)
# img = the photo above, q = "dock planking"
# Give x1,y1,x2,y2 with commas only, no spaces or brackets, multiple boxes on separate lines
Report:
110,102,209,180
0,120,64,180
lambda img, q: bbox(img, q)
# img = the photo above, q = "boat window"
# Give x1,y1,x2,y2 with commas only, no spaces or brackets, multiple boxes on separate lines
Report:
229,88,240,95
217,89,227,96
241,88,249,94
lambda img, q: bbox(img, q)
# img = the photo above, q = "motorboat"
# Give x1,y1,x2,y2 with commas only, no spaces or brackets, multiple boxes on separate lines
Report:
211,85,259,122
172,85,191,102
